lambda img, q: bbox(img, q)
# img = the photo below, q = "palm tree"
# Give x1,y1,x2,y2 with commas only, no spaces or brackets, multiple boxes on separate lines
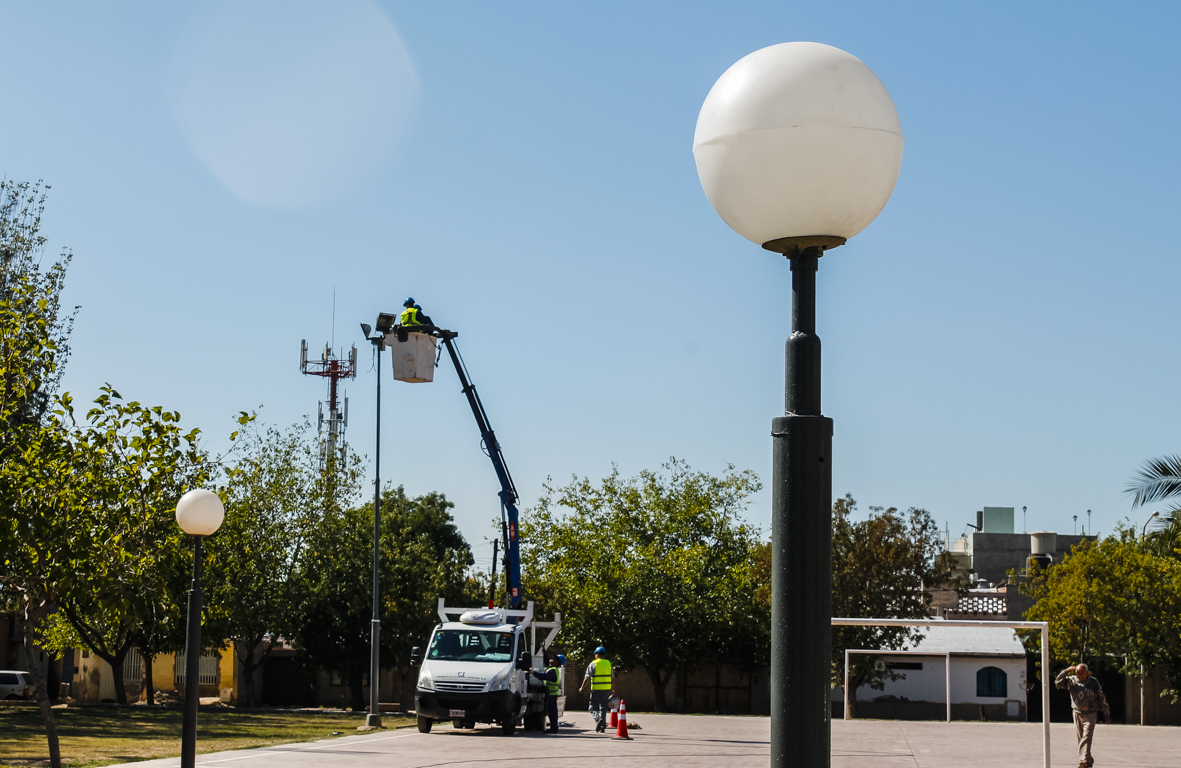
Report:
1127,455,1181,557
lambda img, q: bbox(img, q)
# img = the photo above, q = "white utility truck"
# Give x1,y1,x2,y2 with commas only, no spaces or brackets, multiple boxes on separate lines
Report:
410,599,562,734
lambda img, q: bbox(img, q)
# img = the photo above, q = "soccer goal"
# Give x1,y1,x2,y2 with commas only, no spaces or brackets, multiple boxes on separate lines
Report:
832,617,1051,768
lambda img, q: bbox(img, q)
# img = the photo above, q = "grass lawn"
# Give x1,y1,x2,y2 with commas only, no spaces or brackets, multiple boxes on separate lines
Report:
0,704,414,767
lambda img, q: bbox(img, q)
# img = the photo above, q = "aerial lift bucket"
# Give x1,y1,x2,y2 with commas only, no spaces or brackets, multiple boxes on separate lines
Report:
391,332,436,383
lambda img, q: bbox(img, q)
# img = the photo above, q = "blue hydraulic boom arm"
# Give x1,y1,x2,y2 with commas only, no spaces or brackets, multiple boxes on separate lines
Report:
435,330,523,609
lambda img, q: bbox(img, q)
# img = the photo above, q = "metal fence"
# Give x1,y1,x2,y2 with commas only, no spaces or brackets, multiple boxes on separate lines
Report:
122,648,143,683
174,652,221,685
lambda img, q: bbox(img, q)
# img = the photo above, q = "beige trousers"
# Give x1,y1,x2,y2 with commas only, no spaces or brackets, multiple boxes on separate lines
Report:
1073,711,1098,765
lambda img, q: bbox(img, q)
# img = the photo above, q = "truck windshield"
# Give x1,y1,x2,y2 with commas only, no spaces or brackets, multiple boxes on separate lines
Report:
428,630,515,663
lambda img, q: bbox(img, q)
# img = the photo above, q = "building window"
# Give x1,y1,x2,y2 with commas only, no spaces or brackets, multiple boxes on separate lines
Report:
886,662,923,671
976,666,1007,698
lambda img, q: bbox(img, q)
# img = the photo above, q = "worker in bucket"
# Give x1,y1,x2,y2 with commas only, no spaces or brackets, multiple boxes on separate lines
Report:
578,646,614,732
399,298,423,327
529,653,561,733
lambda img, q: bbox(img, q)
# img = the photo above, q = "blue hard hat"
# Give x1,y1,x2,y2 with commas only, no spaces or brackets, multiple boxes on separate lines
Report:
403,297,415,306
594,646,607,655
556,654,566,666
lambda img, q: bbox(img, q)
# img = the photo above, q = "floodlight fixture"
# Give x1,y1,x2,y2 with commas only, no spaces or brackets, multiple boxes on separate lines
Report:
375,313,397,333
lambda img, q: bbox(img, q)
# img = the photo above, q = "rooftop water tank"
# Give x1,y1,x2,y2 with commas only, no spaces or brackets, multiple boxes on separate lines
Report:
1030,531,1057,556
391,332,436,383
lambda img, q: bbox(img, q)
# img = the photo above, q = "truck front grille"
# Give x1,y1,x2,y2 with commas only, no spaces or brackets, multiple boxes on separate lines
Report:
435,682,485,693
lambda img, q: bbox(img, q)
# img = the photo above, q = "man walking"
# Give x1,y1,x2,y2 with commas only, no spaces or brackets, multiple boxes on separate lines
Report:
1056,663,1110,768
578,646,613,732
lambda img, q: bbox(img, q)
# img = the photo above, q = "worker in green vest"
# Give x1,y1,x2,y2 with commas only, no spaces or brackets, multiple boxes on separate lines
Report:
545,655,565,732
530,653,563,733
578,646,614,732
399,298,422,327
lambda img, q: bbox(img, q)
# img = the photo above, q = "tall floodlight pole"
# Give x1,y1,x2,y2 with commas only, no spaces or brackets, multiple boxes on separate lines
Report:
361,317,391,727
693,43,903,768
176,489,225,768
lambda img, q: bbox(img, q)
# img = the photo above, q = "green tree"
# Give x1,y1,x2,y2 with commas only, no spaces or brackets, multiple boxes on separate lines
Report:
200,421,319,707
41,387,213,705
0,180,77,768
830,495,956,716
0,411,77,768
291,485,474,711
1020,532,1181,700
521,459,764,711
0,180,74,427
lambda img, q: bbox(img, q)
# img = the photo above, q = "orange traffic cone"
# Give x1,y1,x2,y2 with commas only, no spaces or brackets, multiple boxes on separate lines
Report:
613,699,632,740
609,704,618,728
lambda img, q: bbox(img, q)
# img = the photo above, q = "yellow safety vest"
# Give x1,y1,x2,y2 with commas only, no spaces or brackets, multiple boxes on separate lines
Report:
590,658,612,691
400,307,420,326
546,666,561,696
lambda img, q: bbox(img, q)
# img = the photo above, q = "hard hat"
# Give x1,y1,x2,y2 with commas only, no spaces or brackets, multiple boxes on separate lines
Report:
403,297,415,306
556,654,566,666
594,646,607,655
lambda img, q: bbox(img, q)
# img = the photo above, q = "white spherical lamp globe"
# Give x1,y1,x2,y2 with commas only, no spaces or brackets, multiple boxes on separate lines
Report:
693,42,903,249
175,488,225,536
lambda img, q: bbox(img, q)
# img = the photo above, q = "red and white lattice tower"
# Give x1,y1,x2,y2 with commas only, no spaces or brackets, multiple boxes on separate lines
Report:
300,339,358,464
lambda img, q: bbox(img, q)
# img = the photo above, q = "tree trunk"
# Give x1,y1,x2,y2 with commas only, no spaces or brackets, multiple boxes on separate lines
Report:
236,637,271,708
348,668,366,712
400,667,411,714
61,607,134,704
238,651,258,708
643,666,674,712
20,598,61,768
91,640,134,705
144,653,154,705
111,657,127,705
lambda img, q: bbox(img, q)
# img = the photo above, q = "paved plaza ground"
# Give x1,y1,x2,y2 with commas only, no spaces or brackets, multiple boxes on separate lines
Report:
109,712,1178,768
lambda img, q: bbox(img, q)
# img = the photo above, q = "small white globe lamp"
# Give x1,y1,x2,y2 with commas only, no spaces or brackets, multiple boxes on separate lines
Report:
175,488,224,537
693,41,903,253
176,487,223,768
693,42,903,768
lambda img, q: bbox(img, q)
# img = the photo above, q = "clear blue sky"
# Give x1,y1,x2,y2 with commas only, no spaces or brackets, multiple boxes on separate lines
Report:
5,1,1180,569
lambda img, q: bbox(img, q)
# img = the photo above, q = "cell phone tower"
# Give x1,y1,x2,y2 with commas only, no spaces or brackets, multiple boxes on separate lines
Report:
300,339,358,464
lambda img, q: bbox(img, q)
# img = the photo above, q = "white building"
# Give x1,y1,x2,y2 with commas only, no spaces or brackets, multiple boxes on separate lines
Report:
836,623,1028,721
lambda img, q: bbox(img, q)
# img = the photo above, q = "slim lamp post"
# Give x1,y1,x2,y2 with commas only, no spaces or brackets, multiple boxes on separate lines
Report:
361,318,391,727
694,43,903,768
176,489,225,768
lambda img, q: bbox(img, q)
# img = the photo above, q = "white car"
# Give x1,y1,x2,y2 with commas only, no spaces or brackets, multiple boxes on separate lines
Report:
0,670,34,700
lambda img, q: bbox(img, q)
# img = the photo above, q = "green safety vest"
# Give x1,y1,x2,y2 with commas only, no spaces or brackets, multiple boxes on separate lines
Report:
400,307,420,326
546,666,561,696
590,658,612,691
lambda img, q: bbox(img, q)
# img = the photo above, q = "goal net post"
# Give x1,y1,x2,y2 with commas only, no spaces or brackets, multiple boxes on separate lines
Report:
832,617,1050,768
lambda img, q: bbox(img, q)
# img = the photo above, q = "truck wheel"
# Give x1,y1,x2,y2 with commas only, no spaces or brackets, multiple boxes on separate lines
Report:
417,716,433,733
526,712,545,731
501,717,517,735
